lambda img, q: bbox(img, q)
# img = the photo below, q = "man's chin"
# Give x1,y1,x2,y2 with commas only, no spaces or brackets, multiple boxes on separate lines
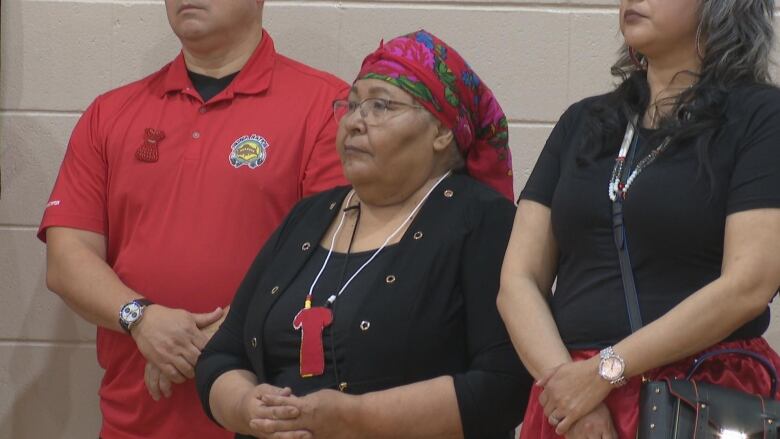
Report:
173,22,214,42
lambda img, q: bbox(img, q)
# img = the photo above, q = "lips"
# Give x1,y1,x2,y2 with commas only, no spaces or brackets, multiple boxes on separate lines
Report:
624,9,647,21
343,144,370,155
179,3,203,13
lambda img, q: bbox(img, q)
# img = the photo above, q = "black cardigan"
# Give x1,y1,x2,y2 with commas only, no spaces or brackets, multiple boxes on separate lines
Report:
196,174,532,439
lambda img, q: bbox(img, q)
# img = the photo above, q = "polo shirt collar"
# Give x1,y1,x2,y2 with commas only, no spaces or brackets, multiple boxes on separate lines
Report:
159,29,276,98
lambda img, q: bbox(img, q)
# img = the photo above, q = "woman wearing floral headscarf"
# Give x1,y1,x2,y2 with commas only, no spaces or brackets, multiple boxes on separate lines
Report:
195,30,531,439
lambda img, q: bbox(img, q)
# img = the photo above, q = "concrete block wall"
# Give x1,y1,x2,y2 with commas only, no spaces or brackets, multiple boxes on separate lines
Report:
0,1,778,437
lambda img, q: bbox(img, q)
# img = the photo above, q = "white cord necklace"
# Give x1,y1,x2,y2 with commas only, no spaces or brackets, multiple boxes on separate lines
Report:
293,171,451,378
308,171,452,306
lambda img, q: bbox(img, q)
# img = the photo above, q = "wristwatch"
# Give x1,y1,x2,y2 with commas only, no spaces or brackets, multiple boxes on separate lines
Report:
118,299,154,333
598,346,627,386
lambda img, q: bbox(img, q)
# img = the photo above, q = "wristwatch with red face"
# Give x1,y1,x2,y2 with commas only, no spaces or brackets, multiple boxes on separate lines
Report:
598,346,627,386
118,299,154,333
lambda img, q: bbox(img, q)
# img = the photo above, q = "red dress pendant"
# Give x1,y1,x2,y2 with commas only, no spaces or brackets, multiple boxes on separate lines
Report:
136,128,165,163
293,296,333,377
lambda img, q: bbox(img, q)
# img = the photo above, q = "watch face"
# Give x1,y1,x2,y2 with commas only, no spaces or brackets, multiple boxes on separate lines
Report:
599,357,625,380
120,302,143,324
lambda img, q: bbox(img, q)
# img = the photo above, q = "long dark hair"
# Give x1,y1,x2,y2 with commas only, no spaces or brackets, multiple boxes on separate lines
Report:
580,0,775,188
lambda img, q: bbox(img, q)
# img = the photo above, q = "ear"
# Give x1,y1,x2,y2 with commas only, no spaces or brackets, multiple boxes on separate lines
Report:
432,125,455,153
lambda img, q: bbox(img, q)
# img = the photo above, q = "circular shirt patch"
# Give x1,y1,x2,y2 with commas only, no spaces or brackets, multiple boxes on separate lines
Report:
229,134,269,169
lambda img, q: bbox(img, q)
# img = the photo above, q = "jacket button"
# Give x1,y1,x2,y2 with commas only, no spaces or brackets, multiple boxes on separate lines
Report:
302,242,311,251
250,337,257,348
413,231,423,240
443,189,454,198
360,321,371,331
385,275,396,284
339,382,348,392
271,286,280,295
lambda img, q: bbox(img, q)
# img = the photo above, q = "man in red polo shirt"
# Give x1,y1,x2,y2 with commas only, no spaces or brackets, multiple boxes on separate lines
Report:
39,1,347,437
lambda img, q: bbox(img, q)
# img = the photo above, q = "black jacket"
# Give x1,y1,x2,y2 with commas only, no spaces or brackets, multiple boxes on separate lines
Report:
196,174,532,438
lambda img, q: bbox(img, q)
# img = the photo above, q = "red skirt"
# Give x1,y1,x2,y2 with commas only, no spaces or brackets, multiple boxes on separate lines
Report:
519,338,780,439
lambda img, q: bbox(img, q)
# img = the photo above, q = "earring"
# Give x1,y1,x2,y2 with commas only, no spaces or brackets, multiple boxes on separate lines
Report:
628,46,647,70
695,21,705,60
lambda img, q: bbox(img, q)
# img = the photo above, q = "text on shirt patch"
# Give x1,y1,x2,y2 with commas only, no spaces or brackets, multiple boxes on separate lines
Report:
229,134,269,169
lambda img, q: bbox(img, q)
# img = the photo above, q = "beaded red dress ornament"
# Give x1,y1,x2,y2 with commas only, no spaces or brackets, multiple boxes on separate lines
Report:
136,128,166,163
292,294,333,377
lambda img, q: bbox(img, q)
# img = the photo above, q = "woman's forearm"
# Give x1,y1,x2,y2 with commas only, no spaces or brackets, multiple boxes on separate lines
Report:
348,376,463,439
498,200,569,380
498,278,571,380
616,275,774,378
617,209,780,378
209,369,258,435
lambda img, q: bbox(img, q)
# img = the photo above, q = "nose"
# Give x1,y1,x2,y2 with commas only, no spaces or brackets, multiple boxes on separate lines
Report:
342,107,367,135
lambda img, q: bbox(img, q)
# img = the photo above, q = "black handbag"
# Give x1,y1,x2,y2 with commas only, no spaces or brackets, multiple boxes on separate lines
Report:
611,199,780,438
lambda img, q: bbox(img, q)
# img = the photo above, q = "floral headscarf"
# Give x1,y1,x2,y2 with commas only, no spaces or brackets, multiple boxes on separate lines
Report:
357,30,514,200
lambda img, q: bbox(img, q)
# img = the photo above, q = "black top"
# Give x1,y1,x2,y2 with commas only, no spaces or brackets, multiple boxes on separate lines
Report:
520,85,780,349
196,174,532,439
264,245,397,395
187,70,240,102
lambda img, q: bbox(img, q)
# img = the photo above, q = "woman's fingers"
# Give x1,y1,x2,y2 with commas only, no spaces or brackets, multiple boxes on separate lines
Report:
249,418,301,435
250,404,300,421
555,411,582,436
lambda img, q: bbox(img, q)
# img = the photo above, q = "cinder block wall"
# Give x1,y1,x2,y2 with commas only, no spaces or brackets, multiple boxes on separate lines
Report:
1,1,778,437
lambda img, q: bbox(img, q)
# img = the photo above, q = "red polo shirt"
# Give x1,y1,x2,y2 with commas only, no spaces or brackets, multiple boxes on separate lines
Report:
38,31,348,439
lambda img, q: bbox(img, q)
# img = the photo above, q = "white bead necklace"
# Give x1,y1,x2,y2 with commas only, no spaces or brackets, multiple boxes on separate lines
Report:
608,115,672,202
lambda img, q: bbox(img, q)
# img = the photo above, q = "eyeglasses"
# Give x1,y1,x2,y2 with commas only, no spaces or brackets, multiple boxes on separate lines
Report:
333,98,423,125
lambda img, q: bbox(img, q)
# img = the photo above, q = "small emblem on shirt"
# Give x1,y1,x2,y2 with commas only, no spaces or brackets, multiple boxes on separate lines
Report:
46,200,61,208
229,134,269,169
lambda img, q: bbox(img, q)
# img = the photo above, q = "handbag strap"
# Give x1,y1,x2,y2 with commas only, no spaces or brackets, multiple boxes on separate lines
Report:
686,348,778,398
611,199,644,333
611,126,644,333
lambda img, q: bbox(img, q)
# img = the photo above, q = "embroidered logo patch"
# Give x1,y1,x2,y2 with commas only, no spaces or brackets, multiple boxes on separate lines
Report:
229,134,269,169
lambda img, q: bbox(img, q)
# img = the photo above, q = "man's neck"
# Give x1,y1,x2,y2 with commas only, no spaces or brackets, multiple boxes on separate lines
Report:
182,26,263,78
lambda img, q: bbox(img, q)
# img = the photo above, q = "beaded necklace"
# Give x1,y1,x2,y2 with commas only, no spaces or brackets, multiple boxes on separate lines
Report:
608,115,672,201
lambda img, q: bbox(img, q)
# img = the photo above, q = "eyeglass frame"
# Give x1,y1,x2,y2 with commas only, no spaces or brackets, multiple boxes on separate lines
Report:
332,97,424,125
